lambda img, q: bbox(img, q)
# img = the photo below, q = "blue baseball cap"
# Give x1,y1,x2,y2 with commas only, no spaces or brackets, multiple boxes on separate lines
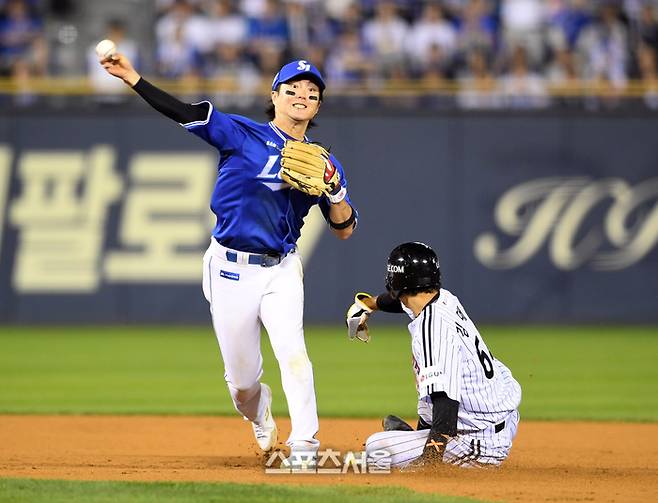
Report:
271,60,326,92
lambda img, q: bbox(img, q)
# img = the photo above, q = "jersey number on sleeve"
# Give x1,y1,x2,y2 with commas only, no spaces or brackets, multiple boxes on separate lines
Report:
475,336,495,379
456,322,495,379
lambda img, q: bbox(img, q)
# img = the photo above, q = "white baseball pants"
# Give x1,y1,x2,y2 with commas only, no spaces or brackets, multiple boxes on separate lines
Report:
365,410,520,468
202,238,319,449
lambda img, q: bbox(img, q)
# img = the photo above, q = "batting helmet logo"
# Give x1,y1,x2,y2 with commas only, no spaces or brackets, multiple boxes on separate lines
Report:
385,242,441,298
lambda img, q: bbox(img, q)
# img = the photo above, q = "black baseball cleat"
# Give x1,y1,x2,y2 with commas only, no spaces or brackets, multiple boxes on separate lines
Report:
382,415,414,432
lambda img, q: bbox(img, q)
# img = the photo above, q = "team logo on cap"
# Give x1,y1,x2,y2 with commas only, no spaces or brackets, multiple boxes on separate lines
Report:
296,60,311,71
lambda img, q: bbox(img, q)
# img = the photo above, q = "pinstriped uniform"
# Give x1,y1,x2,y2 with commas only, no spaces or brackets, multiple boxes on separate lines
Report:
366,289,522,468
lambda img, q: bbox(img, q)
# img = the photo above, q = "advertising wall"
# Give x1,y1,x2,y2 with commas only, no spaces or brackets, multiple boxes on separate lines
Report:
0,111,656,323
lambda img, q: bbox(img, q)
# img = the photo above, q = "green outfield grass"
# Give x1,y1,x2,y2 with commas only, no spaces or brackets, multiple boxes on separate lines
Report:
0,479,485,503
0,325,657,421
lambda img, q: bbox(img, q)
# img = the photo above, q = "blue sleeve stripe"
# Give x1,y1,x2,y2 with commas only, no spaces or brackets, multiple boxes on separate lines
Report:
180,101,214,128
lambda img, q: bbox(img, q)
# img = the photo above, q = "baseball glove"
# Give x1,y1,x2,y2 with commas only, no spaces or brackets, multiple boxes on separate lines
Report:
383,415,414,432
280,140,340,197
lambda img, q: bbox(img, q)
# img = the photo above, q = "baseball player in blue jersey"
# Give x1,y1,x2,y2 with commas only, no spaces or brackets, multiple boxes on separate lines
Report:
101,54,357,464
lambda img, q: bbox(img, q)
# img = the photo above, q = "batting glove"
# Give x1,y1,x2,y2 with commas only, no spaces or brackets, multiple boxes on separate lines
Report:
346,292,373,343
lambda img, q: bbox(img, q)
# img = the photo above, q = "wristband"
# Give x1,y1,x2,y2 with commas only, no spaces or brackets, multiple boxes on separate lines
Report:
326,185,347,204
329,206,356,230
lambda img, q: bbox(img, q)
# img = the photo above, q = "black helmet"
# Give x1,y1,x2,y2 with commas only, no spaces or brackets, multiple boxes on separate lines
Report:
385,242,441,299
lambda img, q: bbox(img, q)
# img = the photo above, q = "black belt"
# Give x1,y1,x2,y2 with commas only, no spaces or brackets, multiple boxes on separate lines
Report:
494,421,505,433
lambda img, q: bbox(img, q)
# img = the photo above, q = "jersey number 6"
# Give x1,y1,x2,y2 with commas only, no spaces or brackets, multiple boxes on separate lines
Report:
475,337,495,379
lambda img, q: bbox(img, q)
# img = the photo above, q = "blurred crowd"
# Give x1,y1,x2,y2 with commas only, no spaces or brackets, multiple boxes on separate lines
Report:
4,0,658,108
0,0,47,81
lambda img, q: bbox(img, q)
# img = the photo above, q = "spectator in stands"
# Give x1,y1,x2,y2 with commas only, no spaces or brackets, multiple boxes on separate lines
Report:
546,0,592,51
442,0,470,17
636,42,658,108
205,42,260,108
244,0,287,79
246,0,288,53
196,0,248,76
544,2,588,103
87,19,138,95
252,40,284,81
418,43,453,84
362,1,409,80
456,46,502,108
330,1,364,35
155,0,204,17
498,44,549,108
155,0,206,78
576,2,629,91
360,0,423,19
500,0,546,66
239,0,266,18
305,44,327,76
545,46,579,87
454,0,498,61
406,2,457,78
0,0,46,77
298,2,336,50
637,3,658,54
621,0,644,37
325,28,375,86
9,0,658,110
284,0,310,57
204,0,248,47
323,0,354,20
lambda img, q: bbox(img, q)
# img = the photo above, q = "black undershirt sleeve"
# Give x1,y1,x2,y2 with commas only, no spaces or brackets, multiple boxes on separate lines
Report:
429,391,459,436
375,292,404,313
132,78,209,124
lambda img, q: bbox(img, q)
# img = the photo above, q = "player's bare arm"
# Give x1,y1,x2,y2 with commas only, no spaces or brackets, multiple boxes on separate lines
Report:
327,199,354,239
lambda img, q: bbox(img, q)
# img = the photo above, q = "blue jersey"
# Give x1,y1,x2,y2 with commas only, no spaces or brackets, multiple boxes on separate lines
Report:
183,102,356,255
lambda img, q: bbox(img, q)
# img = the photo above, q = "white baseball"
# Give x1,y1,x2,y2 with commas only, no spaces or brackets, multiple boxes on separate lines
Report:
95,39,116,60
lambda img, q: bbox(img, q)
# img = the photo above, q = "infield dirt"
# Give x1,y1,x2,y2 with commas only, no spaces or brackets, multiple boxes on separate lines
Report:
0,416,656,502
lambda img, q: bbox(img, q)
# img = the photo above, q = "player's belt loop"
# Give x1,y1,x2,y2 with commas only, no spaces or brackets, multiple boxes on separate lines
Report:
494,421,505,433
225,250,280,266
